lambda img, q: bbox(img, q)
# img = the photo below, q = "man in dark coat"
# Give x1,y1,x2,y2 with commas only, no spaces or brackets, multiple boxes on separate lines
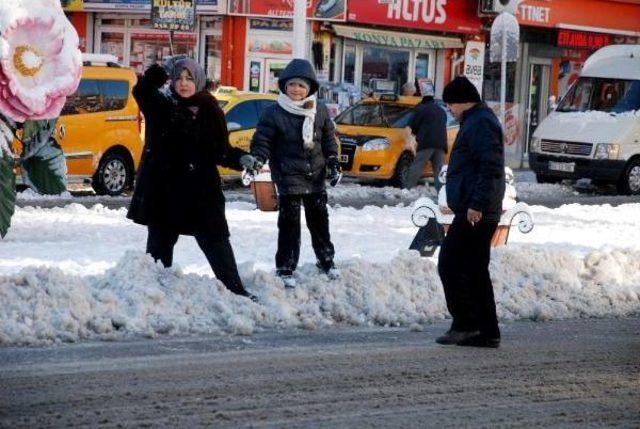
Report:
250,59,339,287
436,76,505,348
405,84,448,190
128,59,258,300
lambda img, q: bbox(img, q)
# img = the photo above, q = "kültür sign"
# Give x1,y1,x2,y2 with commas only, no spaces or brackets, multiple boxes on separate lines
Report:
151,0,196,32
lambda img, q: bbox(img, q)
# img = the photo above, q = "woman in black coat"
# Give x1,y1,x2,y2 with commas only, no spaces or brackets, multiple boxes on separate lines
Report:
250,59,341,288
128,59,257,300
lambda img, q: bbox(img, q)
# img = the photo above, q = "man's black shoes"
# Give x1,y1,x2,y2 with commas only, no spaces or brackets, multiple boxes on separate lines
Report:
456,334,501,348
435,329,480,345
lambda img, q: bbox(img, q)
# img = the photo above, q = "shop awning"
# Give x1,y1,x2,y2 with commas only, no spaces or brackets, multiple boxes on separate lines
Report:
332,24,463,49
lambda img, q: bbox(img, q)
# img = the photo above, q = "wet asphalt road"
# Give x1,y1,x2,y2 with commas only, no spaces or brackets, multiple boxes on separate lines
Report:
0,317,638,428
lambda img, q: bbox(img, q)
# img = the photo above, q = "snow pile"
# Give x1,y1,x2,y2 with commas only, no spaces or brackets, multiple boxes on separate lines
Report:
328,181,437,203
0,250,446,345
492,246,640,321
1,247,639,346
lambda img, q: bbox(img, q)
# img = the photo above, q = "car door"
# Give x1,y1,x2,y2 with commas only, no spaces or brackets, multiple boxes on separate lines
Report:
219,100,260,177
57,78,103,177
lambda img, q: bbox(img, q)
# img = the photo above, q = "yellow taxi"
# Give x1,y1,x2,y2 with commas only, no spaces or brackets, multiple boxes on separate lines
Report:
14,54,143,195
212,86,277,178
334,94,459,188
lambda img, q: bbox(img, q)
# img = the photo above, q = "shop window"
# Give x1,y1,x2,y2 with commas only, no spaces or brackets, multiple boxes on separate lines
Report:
361,47,409,96
130,18,152,27
100,32,124,63
98,18,125,26
204,34,222,84
129,33,196,75
226,101,260,130
343,45,355,84
482,47,516,103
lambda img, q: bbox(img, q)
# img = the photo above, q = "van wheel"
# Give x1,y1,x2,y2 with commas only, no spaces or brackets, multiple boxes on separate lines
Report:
390,152,414,188
535,173,562,184
617,159,640,195
92,152,131,196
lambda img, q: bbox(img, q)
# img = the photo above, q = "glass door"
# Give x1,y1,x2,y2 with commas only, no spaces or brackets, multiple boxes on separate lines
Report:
524,62,550,154
265,58,290,94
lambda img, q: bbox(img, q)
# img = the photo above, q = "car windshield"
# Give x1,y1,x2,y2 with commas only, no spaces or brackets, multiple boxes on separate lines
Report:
335,103,384,126
556,77,640,113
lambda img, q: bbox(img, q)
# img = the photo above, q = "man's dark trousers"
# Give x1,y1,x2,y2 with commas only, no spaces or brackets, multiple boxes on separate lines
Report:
437,214,500,338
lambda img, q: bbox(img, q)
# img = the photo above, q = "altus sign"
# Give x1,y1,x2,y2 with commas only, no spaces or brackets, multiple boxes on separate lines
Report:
386,0,447,24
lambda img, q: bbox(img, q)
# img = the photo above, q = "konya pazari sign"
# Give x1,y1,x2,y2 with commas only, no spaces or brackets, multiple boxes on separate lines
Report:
151,0,196,31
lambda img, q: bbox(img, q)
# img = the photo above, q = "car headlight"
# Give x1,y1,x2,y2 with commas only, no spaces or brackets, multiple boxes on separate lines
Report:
594,143,620,160
362,137,390,151
530,137,541,153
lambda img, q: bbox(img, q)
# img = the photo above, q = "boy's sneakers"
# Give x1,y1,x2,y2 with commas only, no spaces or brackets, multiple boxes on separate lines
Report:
276,269,296,288
316,262,340,280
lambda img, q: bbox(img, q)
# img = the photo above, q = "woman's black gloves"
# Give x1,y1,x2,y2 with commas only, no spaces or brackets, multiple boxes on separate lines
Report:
145,64,169,89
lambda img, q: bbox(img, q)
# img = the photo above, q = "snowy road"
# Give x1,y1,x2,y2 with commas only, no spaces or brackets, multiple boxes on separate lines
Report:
15,172,640,210
1,317,638,428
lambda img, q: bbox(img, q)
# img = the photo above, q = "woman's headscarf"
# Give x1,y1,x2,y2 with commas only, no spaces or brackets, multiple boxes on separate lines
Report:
170,58,206,93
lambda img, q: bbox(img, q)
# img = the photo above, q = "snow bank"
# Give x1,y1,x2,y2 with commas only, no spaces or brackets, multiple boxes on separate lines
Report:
1,247,639,346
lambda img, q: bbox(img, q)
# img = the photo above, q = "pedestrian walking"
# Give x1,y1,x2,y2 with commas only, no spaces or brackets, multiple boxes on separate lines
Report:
404,84,448,190
250,59,340,288
127,59,258,301
436,76,505,348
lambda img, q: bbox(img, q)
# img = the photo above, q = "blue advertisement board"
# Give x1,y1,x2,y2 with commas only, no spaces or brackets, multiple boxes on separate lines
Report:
84,0,218,12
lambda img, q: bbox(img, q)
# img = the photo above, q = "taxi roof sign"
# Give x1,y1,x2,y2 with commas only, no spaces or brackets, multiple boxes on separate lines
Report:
214,86,239,95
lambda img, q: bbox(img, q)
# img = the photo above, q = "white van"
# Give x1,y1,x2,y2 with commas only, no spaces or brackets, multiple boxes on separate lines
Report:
529,44,640,194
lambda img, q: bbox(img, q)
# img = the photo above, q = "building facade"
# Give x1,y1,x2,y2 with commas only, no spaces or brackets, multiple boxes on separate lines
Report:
63,0,640,167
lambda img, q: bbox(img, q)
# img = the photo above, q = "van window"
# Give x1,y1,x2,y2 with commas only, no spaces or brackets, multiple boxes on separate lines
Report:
62,79,129,115
557,77,640,113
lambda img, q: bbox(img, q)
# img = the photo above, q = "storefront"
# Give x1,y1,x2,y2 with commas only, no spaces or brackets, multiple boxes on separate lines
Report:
243,18,294,93
481,0,640,167
226,0,347,93
334,0,482,98
77,0,225,82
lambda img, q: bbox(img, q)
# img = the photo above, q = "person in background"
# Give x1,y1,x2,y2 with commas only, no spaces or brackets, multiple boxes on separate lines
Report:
401,82,417,96
250,59,340,288
404,83,448,190
128,59,258,301
436,76,505,348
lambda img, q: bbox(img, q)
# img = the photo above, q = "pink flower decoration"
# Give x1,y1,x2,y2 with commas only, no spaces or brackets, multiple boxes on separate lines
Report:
0,13,81,122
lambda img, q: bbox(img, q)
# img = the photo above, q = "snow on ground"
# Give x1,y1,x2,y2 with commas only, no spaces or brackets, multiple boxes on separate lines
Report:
1,197,639,346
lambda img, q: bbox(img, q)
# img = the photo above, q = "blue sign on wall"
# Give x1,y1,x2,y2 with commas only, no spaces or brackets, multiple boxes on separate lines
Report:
84,0,217,11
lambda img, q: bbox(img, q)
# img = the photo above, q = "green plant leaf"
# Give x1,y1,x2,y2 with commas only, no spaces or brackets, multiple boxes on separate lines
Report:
20,119,67,195
0,154,16,239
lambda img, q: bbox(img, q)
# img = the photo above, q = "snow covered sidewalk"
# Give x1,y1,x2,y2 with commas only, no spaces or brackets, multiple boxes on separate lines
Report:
1,202,639,345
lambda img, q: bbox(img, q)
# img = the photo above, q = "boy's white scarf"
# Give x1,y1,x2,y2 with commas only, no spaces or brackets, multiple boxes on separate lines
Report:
277,93,317,150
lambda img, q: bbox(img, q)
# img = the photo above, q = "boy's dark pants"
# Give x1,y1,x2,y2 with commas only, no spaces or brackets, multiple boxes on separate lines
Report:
437,214,500,338
276,191,335,272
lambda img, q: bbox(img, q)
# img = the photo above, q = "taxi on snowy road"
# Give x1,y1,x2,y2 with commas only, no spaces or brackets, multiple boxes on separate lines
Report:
334,94,459,188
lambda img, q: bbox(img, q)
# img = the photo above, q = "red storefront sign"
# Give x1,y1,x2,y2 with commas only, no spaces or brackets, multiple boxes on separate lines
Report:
513,0,640,34
347,0,482,34
557,30,611,50
227,0,347,21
